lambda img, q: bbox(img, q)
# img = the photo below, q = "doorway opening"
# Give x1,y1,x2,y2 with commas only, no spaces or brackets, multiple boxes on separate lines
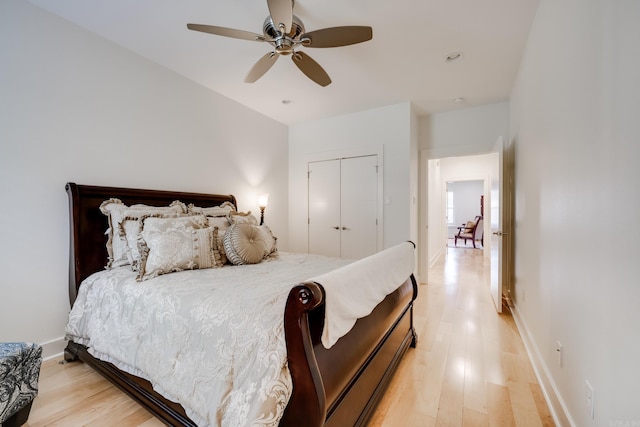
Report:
425,153,495,269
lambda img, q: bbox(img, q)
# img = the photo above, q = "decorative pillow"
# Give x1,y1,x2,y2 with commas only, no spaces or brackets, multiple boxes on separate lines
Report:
137,227,216,281
257,224,278,258
119,212,196,271
143,215,208,233
228,211,259,225
223,223,268,265
207,216,231,264
207,216,230,232
210,226,225,268
120,215,208,270
100,199,188,269
99,198,129,268
187,201,236,217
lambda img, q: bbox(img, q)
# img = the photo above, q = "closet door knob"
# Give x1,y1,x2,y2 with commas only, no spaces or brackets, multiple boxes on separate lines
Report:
333,226,340,230
342,227,350,230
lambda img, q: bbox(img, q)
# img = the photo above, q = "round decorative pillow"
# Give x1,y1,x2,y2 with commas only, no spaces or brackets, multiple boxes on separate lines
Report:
223,223,267,265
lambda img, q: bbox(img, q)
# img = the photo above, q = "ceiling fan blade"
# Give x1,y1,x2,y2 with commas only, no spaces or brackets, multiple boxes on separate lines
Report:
267,0,293,34
301,26,373,48
187,24,265,42
245,52,279,83
292,52,331,87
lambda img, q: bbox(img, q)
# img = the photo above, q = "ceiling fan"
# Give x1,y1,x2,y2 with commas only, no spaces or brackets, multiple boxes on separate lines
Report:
187,0,373,87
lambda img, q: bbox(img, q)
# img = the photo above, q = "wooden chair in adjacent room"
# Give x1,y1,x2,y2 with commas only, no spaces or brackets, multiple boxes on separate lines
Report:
454,216,484,248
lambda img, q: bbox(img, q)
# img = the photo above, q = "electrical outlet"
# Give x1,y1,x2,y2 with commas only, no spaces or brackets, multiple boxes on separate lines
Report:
556,341,562,367
585,380,595,419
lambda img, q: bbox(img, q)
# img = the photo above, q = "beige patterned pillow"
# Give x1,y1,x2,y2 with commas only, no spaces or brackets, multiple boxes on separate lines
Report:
187,201,236,217
257,224,278,258
210,227,225,268
100,199,188,269
99,199,128,268
223,223,267,265
207,216,230,232
119,215,208,270
143,215,208,232
228,211,259,225
207,217,231,265
137,227,216,281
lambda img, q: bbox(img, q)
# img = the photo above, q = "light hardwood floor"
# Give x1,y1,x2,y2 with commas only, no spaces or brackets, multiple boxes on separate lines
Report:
368,246,554,427
26,247,554,426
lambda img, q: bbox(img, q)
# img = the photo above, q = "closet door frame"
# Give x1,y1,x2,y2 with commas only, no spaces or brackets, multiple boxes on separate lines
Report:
305,145,384,255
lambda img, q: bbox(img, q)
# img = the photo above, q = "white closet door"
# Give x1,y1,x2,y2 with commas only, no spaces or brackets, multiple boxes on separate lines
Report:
308,159,341,257
340,155,378,259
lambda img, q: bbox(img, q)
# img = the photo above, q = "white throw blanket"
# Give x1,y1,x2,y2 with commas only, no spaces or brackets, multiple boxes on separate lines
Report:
312,242,415,348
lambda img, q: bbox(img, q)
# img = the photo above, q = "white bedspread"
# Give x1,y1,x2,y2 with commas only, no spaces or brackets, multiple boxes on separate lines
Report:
313,242,415,348
66,252,351,427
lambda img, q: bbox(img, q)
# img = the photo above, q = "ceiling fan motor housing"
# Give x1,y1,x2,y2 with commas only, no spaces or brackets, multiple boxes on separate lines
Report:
263,15,305,54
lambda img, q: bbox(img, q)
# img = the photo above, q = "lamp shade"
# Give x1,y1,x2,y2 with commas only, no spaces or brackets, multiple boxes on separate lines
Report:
257,193,269,208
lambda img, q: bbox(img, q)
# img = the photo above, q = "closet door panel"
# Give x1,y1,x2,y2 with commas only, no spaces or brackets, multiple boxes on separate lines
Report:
308,160,341,257
341,155,378,259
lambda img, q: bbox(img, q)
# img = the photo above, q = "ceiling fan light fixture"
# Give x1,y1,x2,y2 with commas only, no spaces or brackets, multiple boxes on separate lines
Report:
445,52,463,63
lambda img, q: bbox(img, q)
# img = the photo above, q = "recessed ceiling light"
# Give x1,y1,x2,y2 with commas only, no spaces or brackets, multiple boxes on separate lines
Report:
453,97,465,103
445,52,463,63
282,99,292,105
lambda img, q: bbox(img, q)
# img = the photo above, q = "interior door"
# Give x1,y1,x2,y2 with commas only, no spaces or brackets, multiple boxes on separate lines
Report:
308,160,341,257
490,137,505,313
340,155,378,259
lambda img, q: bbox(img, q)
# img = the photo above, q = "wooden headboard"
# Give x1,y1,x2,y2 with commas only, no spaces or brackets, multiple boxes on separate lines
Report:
65,182,237,306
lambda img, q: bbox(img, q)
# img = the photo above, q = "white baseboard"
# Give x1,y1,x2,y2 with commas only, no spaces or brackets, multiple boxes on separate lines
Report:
40,337,66,361
510,304,574,427
428,247,443,269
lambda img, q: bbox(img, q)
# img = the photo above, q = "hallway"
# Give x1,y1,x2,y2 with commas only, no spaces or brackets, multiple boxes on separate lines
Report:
369,247,555,426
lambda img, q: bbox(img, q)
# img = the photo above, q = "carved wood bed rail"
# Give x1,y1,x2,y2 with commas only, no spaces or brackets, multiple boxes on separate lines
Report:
64,182,417,426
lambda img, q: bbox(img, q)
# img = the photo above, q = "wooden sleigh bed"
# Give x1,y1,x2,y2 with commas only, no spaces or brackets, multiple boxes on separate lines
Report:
63,182,418,427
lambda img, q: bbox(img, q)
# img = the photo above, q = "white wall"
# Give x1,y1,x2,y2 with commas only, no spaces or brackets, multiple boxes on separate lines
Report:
419,102,509,157
0,1,289,358
288,103,416,255
509,0,640,425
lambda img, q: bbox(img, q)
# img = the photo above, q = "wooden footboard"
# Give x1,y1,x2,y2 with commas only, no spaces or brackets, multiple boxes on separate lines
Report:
281,275,418,427
64,183,418,426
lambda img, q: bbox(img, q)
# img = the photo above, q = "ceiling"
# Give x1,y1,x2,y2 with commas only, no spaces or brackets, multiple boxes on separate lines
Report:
28,0,540,126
